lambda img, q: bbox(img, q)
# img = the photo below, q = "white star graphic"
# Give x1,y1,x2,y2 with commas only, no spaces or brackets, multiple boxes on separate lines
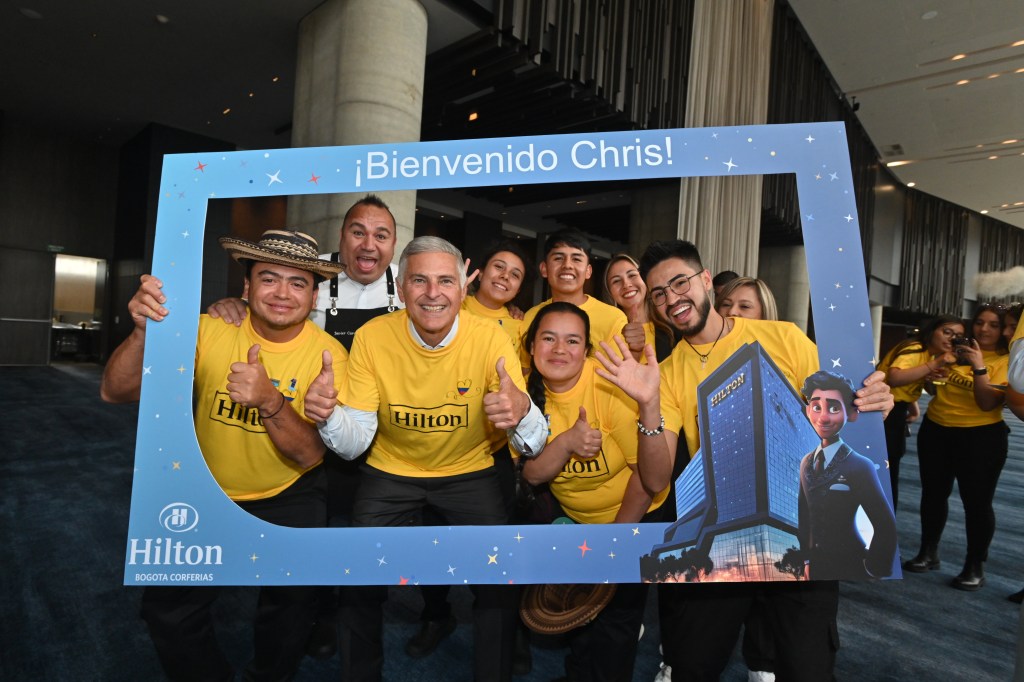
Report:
377,556,387,566
834,282,842,289
805,214,815,221
432,538,439,545
815,173,822,180
831,358,842,368
829,172,839,181
514,532,524,542
250,553,259,562
712,132,719,139
870,357,878,367
828,304,836,311
806,135,815,143
447,565,457,576
181,230,190,238
143,366,152,375
844,214,854,222
266,170,283,186
723,158,737,172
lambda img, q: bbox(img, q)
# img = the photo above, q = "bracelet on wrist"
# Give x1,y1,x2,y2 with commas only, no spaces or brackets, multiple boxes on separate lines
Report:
972,367,988,377
637,415,665,437
261,393,287,420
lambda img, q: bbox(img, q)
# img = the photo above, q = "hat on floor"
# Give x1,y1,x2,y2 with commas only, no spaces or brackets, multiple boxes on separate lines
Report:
520,583,617,635
219,230,343,281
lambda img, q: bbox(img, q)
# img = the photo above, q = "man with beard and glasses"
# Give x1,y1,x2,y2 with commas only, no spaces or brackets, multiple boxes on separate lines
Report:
595,239,893,682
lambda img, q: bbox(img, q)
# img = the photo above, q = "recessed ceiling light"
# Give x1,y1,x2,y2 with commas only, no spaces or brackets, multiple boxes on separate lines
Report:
952,54,967,61
981,210,989,214
921,10,938,20
956,79,970,85
1013,40,1024,47
19,8,43,20
272,76,280,82
155,14,170,24
907,182,916,187
1017,68,1024,73
248,92,254,98
886,160,912,167
988,155,998,159
222,108,231,115
987,73,1000,79
1002,139,1018,144
468,112,478,121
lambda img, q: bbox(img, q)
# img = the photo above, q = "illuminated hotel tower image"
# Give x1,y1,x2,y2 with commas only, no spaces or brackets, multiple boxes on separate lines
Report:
642,343,820,582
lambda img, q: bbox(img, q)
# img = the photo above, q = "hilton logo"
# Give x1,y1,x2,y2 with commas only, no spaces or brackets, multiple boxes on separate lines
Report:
159,502,199,533
389,403,469,433
127,502,223,567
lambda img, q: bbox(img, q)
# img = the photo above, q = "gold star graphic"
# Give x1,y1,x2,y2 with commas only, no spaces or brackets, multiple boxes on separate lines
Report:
488,554,498,565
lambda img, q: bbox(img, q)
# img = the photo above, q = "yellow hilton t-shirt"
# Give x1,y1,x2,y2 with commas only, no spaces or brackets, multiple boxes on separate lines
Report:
193,315,348,501
342,310,527,477
925,350,1009,427
520,296,627,369
660,317,819,460
879,343,929,404
462,294,523,355
542,359,668,524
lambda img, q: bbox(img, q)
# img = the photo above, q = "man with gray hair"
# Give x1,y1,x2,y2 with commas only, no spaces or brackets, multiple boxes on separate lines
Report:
304,236,547,681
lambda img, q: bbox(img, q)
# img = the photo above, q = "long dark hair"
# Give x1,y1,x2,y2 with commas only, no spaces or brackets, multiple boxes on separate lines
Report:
879,314,962,370
522,302,592,414
972,303,1008,353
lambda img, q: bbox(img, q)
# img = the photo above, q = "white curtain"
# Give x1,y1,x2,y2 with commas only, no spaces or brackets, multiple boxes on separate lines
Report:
678,0,775,278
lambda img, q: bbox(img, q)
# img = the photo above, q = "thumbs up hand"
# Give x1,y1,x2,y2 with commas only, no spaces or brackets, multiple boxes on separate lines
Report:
304,350,339,423
228,344,278,410
568,406,602,458
484,357,530,429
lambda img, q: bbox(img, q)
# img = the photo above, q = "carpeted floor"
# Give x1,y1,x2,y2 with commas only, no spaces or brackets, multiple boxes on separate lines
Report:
1,363,1020,681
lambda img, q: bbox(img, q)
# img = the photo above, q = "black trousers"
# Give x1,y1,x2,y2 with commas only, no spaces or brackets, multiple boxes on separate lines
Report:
340,465,516,682
659,580,840,682
916,416,1009,561
882,400,911,510
140,467,326,682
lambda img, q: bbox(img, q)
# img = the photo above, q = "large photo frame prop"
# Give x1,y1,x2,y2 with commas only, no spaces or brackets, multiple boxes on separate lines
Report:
126,123,896,586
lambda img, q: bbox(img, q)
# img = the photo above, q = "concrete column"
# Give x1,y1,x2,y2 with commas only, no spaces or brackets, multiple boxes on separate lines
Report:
870,303,883,363
758,244,810,332
290,0,427,256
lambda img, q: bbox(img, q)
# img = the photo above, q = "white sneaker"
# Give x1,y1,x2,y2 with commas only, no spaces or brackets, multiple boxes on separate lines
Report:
748,671,775,682
654,662,672,682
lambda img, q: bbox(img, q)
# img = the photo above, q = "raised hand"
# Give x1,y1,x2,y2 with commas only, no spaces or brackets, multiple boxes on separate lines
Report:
483,357,530,429
464,258,480,291
227,344,279,412
621,315,647,358
595,335,660,406
568,406,602,458
128,274,168,330
304,350,339,423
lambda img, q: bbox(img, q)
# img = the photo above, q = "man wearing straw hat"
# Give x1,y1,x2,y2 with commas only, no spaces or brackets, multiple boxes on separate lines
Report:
101,229,347,682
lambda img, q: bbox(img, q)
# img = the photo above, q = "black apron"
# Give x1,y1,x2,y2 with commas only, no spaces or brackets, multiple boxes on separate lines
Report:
321,253,397,521
323,252,397,351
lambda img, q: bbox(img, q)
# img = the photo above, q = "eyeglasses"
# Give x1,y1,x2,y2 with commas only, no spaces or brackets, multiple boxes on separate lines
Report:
650,272,702,306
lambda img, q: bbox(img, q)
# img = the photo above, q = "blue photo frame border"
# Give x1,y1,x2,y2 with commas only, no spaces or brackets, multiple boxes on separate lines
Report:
125,122,890,586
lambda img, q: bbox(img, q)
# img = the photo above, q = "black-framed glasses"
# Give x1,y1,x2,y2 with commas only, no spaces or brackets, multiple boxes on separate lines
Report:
650,272,702,306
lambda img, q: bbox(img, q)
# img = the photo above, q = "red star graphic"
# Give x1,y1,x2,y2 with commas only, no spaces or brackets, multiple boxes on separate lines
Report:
194,161,207,173
308,172,320,184
398,576,409,585
578,540,591,557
